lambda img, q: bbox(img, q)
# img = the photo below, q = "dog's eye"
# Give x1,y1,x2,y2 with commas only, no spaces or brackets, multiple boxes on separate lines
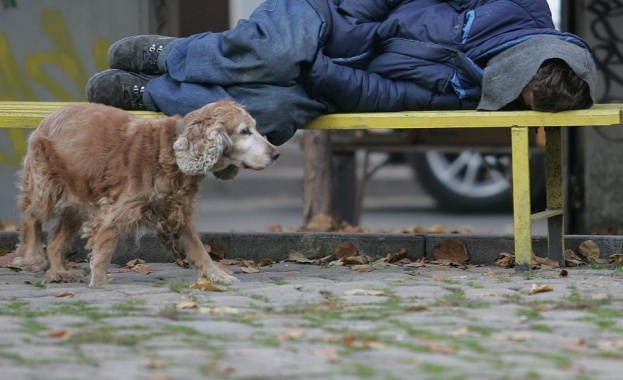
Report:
240,127,252,135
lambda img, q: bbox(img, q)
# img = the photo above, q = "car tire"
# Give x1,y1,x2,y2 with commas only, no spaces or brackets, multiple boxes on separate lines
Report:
409,150,546,213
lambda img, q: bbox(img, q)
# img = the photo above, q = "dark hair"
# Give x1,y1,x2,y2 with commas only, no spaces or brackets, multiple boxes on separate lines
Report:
526,59,592,112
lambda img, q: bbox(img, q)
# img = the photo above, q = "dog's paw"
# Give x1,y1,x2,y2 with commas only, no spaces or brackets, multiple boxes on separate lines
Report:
45,270,84,283
12,255,49,272
208,272,240,285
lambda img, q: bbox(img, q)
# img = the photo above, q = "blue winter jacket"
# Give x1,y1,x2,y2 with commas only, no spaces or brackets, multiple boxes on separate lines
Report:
304,0,592,112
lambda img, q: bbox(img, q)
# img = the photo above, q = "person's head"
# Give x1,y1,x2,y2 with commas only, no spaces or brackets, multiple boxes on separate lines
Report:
521,58,592,112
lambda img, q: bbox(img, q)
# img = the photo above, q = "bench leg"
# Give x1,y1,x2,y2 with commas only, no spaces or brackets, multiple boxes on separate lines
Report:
545,127,564,264
511,126,532,272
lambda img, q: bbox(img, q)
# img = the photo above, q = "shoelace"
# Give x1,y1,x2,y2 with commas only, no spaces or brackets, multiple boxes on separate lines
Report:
123,83,145,110
143,43,164,73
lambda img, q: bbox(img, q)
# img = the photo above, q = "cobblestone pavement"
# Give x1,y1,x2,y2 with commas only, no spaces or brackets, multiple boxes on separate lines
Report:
1,261,623,380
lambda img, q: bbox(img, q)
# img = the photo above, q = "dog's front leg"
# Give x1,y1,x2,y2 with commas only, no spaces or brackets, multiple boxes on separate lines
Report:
86,219,124,288
175,224,239,284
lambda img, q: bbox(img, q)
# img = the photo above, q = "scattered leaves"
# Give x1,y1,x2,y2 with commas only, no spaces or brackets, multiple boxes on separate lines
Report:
0,251,19,268
335,242,358,259
190,277,223,292
343,289,385,296
494,252,515,268
564,249,585,267
199,306,239,315
132,264,154,275
54,291,75,298
579,240,600,262
528,283,554,295
304,213,337,232
287,251,315,264
276,329,306,341
433,239,469,264
175,300,198,309
531,253,559,269
47,330,70,339
240,266,260,274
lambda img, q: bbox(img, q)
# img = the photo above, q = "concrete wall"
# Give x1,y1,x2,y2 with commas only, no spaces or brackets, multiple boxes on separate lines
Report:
569,1,623,234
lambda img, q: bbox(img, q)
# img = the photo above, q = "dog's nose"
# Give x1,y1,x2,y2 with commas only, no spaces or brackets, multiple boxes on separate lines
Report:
270,150,280,161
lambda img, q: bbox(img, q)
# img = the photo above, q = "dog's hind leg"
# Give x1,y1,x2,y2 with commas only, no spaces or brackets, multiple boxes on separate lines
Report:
44,209,85,283
12,155,50,272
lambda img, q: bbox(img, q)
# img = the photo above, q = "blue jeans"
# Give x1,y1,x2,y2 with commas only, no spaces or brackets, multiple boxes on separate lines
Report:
143,0,327,145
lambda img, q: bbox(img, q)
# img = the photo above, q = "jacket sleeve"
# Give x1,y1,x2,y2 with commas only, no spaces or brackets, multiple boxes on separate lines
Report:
303,51,435,112
337,0,406,21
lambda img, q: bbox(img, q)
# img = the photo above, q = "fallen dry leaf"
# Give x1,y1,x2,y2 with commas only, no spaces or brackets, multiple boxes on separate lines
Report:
240,266,260,274
433,239,469,264
560,269,568,277
528,283,554,295
493,332,532,342
427,223,448,234
579,240,600,262
47,330,70,339
531,253,559,269
313,255,334,265
0,252,19,268
340,335,386,350
199,306,239,315
125,258,145,267
350,264,373,273
449,327,469,338
54,291,75,298
305,213,336,232
604,253,623,265
564,249,585,267
132,263,154,275
494,252,515,268
190,277,223,292
277,329,306,341
287,251,314,264
342,255,371,265
428,341,455,354
343,289,386,296
206,241,226,260
335,242,358,259
383,248,408,263
257,258,274,267
175,300,198,309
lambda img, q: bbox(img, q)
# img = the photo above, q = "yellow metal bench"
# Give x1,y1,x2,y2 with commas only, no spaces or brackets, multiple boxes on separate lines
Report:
1,101,622,271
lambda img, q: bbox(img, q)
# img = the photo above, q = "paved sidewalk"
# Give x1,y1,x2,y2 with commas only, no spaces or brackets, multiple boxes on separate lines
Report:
1,261,623,380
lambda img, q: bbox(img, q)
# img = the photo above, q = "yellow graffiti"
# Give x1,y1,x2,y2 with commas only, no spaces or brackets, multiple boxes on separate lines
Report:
0,8,110,164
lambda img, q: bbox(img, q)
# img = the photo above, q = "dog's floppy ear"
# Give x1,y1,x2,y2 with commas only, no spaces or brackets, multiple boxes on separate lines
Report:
174,111,232,176
213,164,239,181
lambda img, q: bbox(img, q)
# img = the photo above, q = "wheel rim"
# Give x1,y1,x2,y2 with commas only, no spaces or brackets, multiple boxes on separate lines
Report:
424,151,511,199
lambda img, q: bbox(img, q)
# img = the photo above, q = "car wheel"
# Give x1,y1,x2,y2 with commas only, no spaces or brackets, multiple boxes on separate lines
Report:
410,150,545,212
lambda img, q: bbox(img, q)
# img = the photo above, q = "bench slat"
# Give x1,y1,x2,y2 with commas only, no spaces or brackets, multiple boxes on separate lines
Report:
0,102,621,129
0,102,165,128
305,104,623,129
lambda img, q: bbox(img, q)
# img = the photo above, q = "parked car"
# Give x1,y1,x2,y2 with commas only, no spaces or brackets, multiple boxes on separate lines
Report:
332,128,546,213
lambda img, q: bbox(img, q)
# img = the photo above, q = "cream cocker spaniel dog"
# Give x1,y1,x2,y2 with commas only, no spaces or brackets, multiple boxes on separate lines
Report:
13,100,279,287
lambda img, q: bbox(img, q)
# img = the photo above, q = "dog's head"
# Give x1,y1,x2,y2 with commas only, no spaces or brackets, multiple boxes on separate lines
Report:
173,99,280,180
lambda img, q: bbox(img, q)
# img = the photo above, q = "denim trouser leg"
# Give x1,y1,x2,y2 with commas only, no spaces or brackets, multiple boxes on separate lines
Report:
143,77,326,146
159,0,323,86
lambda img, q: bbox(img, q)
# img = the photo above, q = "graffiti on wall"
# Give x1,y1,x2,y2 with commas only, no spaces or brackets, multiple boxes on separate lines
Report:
0,8,109,164
588,0,623,103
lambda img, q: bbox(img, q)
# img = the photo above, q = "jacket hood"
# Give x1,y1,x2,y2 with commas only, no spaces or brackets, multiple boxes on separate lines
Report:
477,35,597,110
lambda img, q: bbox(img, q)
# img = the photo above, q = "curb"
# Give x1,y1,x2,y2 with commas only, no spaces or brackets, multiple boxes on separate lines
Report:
1,231,621,265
